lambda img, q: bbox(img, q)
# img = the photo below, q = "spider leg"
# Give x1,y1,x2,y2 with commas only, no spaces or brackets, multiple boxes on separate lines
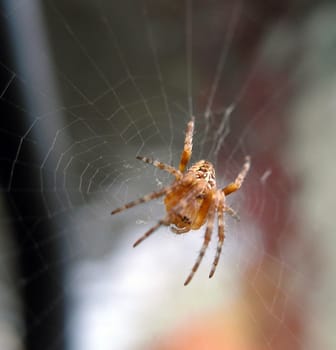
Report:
136,156,181,179
133,219,169,247
225,206,240,221
178,117,195,173
222,156,251,196
209,192,225,278
111,187,168,215
184,197,217,286
171,226,190,234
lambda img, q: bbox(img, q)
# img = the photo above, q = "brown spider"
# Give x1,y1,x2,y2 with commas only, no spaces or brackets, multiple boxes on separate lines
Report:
111,117,250,285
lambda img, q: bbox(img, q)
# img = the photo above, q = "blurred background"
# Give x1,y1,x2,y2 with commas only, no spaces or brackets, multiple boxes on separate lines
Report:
0,0,335,349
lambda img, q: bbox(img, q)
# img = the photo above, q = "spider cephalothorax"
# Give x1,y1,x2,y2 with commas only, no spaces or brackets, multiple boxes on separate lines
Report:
111,117,250,285
190,160,216,187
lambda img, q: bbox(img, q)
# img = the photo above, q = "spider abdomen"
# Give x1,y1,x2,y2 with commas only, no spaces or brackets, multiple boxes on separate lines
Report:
164,173,215,232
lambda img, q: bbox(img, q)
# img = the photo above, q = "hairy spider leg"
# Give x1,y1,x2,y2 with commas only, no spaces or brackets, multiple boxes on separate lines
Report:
179,117,195,173
209,192,225,278
133,219,169,247
111,187,169,215
225,206,240,221
171,226,190,234
136,156,182,179
184,194,217,286
222,156,251,196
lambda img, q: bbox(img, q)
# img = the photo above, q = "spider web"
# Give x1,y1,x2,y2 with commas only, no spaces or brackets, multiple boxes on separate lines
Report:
0,1,334,350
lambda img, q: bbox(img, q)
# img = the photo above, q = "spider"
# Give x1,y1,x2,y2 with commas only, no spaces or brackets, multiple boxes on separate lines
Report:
111,117,250,285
